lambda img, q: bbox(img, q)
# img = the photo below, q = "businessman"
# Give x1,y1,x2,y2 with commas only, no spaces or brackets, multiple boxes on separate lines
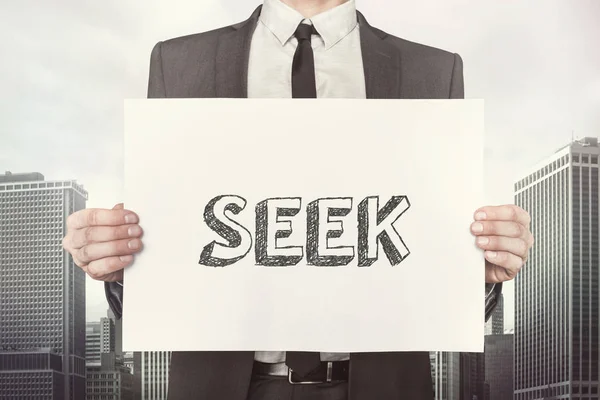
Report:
63,0,534,399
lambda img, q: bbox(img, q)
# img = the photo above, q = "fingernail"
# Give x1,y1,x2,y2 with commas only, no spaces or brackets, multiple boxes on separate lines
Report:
471,222,484,233
128,239,141,250
486,251,497,259
475,212,487,220
477,237,489,245
125,213,138,224
128,225,141,237
120,255,133,262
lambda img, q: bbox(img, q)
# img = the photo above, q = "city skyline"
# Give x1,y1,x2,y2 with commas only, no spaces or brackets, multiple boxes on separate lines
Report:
3,136,597,399
1,2,598,399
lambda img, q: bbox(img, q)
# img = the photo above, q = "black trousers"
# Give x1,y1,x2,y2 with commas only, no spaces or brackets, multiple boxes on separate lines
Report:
246,374,348,400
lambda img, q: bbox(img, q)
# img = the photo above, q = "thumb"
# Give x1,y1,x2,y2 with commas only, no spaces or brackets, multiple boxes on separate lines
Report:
113,203,124,210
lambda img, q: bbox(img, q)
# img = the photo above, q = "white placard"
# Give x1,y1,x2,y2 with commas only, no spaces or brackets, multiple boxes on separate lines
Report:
123,99,485,353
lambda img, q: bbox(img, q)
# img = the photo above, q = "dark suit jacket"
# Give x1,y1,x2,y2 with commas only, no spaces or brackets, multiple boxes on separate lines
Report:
106,6,503,400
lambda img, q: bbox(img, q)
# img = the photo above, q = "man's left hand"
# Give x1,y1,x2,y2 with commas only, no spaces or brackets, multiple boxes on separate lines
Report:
471,205,534,283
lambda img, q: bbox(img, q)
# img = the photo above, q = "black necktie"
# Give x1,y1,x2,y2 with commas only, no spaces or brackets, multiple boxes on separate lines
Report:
285,23,321,378
291,23,317,98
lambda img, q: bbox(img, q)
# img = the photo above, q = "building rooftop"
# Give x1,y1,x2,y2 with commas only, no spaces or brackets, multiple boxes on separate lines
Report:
554,136,598,154
0,171,44,183
0,171,88,199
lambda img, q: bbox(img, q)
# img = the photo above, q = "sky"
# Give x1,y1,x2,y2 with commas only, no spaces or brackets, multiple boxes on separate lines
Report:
1,0,599,329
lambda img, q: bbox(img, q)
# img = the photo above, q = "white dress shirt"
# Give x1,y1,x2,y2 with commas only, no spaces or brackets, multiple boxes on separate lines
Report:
248,0,366,99
248,0,363,363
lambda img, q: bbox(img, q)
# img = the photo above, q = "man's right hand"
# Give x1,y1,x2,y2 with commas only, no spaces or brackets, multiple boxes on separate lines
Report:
62,203,143,282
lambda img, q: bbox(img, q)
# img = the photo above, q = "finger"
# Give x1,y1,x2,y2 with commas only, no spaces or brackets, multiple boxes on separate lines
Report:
76,238,143,264
81,265,124,282
72,254,88,269
484,251,524,277
475,236,529,259
474,205,530,226
527,232,535,247
485,263,515,283
113,203,124,210
85,255,133,281
69,224,143,249
471,220,525,238
67,208,138,230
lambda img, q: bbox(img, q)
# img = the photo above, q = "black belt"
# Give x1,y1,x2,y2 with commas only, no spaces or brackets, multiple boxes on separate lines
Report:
252,360,350,384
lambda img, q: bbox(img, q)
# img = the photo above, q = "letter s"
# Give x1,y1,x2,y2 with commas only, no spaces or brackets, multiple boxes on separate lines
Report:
199,195,252,267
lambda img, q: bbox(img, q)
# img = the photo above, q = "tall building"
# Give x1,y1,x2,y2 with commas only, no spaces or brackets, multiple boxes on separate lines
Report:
484,334,513,400
100,317,116,354
485,293,504,336
431,352,461,400
460,352,485,400
86,352,133,400
86,311,133,400
86,311,118,367
0,350,65,399
107,308,123,359
123,352,134,375
514,137,600,399
86,323,102,366
0,172,88,400
134,352,171,400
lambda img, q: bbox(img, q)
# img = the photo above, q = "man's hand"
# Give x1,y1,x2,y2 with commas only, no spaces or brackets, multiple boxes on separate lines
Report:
471,205,534,283
62,203,143,282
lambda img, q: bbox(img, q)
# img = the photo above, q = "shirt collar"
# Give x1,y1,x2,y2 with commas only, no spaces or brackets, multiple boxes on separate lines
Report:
260,0,358,49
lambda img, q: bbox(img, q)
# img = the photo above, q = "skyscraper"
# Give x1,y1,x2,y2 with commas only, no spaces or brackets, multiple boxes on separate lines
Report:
459,352,485,400
0,171,88,400
514,137,600,399
86,323,102,366
100,317,116,354
86,353,133,400
431,352,461,400
107,308,123,359
484,334,513,400
85,311,133,400
134,352,171,400
85,316,115,366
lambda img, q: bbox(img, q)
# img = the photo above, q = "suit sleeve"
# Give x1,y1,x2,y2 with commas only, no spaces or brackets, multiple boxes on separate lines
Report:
485,283,502,322
449,53,464,99
450,53,503,322
148,41,167,98
105,281,123,319
103,41,168,321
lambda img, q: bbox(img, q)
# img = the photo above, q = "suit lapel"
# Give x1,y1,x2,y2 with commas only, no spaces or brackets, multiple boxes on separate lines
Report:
357,12,401,99
215,6,262,98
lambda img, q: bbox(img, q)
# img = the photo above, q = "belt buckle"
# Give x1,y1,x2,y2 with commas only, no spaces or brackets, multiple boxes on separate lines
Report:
288,362,332,385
